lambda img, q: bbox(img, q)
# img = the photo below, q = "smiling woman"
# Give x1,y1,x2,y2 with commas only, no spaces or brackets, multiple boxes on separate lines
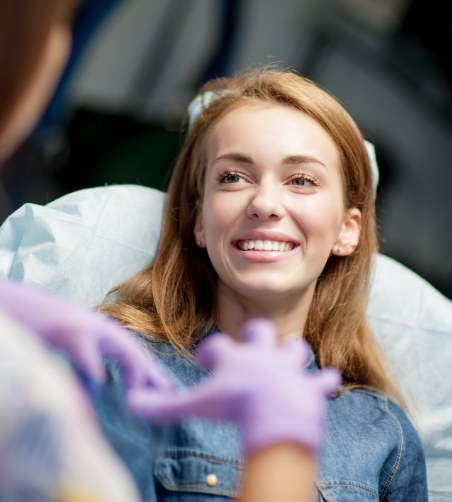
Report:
195,103,361,331
98,67,428,500
102,70,380,379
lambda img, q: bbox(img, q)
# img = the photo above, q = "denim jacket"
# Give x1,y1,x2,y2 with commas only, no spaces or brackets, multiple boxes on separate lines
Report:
92,332,428,501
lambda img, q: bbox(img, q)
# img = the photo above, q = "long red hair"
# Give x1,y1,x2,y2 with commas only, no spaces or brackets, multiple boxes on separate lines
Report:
100,68,403,403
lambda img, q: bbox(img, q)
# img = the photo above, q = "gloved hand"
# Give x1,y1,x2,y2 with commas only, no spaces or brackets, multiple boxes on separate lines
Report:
0,279,172,392
127,318,341,455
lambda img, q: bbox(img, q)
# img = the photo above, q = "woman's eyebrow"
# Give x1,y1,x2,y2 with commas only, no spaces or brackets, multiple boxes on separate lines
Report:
212,152,328,169
213,152,253,164
283,155,327,169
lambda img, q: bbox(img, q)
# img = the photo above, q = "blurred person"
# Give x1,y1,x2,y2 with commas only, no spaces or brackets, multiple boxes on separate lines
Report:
0,3,171,499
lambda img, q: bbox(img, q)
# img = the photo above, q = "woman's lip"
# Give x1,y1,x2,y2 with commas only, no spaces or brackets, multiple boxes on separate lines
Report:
231,232,301,261
233,231,299,246
235,239,296,252
232,244,299,263
231,234,301,262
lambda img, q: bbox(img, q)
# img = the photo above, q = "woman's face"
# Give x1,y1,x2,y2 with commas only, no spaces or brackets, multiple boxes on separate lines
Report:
194,103,361,306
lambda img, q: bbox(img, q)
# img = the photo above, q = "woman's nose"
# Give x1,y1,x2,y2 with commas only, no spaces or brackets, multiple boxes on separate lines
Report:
246,185,284,221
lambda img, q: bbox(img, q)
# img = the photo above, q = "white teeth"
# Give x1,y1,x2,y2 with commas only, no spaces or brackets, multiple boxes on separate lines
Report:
238,240,294,251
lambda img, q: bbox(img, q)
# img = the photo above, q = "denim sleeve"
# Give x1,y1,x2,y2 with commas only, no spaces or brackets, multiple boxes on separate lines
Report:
379,401,429,501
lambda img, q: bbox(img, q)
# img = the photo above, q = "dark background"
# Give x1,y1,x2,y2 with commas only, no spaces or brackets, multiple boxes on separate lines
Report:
2,0,452,298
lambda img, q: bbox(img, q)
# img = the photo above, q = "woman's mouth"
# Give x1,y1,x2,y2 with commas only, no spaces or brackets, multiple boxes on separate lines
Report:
236,240,295,252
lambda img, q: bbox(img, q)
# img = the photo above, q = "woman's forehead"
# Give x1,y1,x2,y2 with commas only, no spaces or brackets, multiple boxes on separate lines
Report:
205,102,340,169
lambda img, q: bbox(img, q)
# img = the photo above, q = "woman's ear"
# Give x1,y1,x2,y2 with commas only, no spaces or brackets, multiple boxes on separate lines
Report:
193,210,206,248
332,208,361,256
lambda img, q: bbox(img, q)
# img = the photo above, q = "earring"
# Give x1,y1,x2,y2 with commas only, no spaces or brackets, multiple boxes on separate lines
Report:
335,246,342,255
196,236,204,247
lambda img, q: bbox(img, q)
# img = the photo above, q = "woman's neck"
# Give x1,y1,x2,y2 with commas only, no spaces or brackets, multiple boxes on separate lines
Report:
216,283,315,342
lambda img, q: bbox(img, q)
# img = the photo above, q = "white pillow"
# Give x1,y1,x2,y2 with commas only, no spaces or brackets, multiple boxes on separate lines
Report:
368,255,452,500
0,184,164,306
0,184,451,500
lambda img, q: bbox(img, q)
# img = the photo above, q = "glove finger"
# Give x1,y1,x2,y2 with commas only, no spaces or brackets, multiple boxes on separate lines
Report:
241,318,277,347
90,316,172,390
97,333,173,391
313,367,342,395
119,353,174,391
126,388,186,422
65,337,106,383
127,383,227,422
195,333,236,370
140,360,175,391
282,336,310,366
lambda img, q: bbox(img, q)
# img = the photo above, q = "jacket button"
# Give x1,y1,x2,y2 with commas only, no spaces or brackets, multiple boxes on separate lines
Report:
205,473,218,487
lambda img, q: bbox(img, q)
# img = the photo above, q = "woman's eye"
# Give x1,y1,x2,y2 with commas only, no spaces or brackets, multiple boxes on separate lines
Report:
218,171,246,184
290,174,317,188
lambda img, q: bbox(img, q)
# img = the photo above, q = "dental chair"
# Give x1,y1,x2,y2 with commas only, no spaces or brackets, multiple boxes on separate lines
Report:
0,183,451,501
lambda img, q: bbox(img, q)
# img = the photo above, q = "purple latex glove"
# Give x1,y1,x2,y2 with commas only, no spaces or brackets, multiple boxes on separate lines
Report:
0,279,172,391
128,318,341,455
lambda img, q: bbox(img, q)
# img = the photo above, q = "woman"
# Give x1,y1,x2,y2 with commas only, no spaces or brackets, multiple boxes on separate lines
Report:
99,68,428,500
